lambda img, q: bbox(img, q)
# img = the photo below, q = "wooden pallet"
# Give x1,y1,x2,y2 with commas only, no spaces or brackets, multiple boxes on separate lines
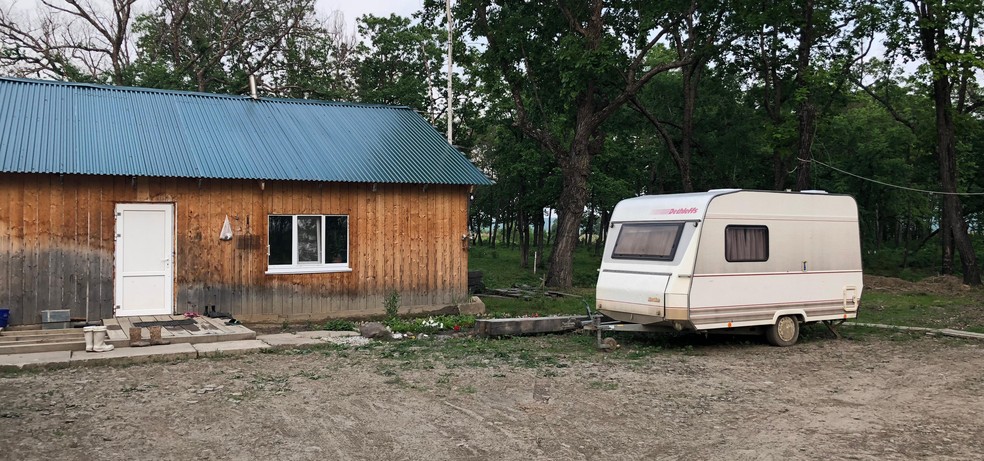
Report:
103,315,256,347
0,328,85,355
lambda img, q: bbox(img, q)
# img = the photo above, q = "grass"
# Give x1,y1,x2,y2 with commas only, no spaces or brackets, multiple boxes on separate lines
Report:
232,247,984,376
480,292,594,318
470,244,600,317
471,245,984,334
852,290,984,333
468,244,602,289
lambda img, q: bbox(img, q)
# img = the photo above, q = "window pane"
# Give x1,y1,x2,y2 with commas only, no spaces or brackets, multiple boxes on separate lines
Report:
324,216,348,264
612,223,683,260
725,226,769,262
268,216,292,265
297,216,321,263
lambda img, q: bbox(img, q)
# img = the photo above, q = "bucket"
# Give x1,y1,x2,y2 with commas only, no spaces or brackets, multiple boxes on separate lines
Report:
0,308,9,328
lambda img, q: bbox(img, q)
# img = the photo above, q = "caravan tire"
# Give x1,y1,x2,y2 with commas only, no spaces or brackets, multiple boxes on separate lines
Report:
766,315,800,347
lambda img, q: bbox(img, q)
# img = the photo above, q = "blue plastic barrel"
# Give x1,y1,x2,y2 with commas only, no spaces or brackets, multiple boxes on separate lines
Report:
0,308,9,328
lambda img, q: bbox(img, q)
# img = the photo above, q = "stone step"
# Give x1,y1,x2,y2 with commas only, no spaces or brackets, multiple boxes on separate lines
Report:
0,340,86,355
0,328,85,345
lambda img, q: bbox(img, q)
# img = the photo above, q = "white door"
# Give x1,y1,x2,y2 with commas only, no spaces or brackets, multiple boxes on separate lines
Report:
115,203,174,317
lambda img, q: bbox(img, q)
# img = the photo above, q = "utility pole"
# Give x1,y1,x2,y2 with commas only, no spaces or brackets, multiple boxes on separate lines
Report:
446,0,453,144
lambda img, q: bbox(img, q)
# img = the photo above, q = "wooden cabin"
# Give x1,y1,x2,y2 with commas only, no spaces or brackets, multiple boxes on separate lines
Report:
0,77,491,326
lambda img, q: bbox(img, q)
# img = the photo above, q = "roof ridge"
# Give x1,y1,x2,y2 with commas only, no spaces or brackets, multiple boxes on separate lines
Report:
0,76,411,110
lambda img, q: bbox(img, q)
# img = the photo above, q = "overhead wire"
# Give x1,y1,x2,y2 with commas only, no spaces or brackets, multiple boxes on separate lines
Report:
805,157,984,196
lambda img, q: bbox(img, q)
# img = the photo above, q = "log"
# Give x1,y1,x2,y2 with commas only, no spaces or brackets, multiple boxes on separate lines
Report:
474,316,589,337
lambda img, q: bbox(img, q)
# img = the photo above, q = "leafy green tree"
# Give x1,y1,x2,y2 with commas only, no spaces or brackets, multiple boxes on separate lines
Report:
866,0,984,284
355,14,444,111
133,0,319,93
455,0,691,288
628,2,728,192
269,12,359,100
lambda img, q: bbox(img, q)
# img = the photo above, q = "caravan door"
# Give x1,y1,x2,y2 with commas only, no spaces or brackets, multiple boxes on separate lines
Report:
596,222,686,321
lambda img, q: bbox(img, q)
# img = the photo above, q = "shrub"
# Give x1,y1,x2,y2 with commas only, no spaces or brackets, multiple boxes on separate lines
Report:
384,291,401,319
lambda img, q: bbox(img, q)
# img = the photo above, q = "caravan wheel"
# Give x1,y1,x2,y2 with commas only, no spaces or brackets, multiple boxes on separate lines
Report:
766,315,800,347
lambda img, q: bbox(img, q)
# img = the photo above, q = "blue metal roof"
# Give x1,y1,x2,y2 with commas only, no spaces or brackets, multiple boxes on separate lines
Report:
0,77,492,185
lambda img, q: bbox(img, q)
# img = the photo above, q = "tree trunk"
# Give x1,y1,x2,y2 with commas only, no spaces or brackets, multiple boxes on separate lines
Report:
875,205,881,251
545,142,592,288
490,217,498,249
585,203,596,246
546,207,553,245
772,146,787,191
595,208,610,256
794,0,816,191
941,202,953,274
679,64,698,193
535,215,545,271
504,213,513,247
901,213,911,269
519,210,530,268
794,102,816,190
915,1,980,284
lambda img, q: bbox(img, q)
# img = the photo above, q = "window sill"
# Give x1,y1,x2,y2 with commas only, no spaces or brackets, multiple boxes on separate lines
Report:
265,265,352,275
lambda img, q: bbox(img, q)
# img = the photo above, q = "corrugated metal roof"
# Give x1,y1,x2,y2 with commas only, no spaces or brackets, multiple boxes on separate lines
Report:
0,77,492,185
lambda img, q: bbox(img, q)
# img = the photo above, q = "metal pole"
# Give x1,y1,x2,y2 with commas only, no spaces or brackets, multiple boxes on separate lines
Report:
446,0,453,144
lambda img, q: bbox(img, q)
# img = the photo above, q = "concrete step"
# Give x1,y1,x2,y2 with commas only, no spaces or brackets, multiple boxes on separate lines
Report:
0,340,86,355
0,328,85,345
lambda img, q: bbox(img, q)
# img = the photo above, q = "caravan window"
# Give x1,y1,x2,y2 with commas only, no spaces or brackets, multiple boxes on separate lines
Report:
725,225,769,262
612,223,684,261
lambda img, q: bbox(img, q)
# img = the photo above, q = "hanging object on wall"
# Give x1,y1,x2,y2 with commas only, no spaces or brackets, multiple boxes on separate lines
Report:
219,215,234,241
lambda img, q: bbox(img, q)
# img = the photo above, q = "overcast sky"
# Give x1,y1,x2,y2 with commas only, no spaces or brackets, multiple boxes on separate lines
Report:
9,0,427,36
318,0,423,25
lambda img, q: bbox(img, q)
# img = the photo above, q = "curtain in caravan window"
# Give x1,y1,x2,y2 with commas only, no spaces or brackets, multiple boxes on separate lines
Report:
725,225,769,262
612,223,684,260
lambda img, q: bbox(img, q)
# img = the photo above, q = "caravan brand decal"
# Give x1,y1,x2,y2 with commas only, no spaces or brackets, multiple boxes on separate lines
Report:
653,207,699,215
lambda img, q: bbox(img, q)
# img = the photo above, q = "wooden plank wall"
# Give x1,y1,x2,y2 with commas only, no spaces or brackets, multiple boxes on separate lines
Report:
0,173,472,325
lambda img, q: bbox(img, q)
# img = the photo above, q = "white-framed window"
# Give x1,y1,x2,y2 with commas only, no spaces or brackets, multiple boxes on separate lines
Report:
266,215,350,274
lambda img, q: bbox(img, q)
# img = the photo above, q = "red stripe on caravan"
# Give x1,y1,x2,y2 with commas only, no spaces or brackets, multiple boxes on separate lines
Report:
690,299,843,310
692,270,862,278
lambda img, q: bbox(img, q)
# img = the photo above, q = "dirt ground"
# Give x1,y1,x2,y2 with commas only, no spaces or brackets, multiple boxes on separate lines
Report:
2,334,983,461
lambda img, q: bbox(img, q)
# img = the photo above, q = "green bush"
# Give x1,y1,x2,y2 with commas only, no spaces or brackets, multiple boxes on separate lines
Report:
384,291,401,319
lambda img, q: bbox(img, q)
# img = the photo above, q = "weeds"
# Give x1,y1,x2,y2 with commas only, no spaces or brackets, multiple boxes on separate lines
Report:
588,380,618,391
384,291,401,319
322,319,357,331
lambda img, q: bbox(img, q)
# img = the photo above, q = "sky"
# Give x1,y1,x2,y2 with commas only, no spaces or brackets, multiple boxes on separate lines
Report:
318,0,422,25
9,0,427,36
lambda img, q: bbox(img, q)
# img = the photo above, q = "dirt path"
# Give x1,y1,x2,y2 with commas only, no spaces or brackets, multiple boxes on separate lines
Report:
1,336,982,460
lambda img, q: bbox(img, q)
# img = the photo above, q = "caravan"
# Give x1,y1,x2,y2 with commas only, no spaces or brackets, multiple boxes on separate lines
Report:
593,189,863,346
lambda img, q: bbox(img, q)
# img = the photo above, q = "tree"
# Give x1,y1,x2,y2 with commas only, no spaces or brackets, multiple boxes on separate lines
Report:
724,0,869,191
268,11,359,100
871,0,984,284
0,0,136,83
133,0,318,93
629,2,727,193
457,0,691,288
355,14,445,112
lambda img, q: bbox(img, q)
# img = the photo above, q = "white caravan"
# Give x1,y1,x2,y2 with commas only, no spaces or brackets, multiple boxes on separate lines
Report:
593,189,862,346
